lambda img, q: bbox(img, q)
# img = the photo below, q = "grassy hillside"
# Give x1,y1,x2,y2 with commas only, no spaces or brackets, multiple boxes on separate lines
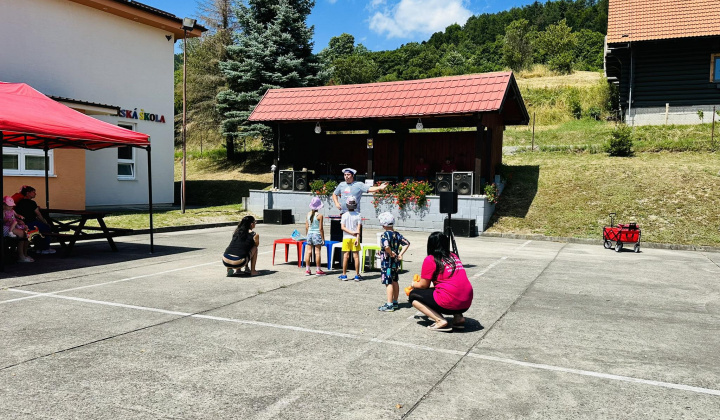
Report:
489,151,720,246
493,71,720,246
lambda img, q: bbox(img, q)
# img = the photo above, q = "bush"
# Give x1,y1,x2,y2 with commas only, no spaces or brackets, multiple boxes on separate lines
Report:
484,183,499,204
568,95,582,119
605,125,634,156
310,179,337,197
586,106,602,120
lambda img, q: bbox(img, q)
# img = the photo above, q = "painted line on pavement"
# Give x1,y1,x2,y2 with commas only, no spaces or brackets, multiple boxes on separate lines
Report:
466,353,720,396
2,261,218,305
472,240,531,278
408,240,532,319
10,288,720,397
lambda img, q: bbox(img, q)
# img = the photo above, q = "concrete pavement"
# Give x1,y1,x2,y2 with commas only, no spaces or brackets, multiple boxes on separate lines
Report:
1,223,719,418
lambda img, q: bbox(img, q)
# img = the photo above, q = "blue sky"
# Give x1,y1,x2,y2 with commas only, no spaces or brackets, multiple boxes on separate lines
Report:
142,0,537,53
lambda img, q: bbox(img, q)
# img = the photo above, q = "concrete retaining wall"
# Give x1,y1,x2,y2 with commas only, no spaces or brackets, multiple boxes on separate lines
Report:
246,190,496,234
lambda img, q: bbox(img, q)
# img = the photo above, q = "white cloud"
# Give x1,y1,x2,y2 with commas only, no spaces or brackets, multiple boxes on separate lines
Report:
369,0,472,39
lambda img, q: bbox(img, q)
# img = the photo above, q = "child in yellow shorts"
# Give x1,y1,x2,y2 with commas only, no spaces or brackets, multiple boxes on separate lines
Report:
339,196,362,281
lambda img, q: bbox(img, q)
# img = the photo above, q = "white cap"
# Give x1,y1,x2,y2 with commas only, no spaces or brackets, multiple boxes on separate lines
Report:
378,212,395,226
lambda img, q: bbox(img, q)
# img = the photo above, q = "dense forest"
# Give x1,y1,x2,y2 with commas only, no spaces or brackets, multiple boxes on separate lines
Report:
176,0,609,155
323,0,608,84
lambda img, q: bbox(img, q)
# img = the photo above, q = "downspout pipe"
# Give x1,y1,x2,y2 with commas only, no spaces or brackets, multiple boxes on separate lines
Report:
628,43,635,126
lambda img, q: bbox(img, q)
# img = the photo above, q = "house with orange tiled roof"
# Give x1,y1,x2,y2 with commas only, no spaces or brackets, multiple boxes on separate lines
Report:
604,0,720,125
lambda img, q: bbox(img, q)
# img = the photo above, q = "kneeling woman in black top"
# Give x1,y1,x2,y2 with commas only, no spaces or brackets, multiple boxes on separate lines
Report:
222,216,260,276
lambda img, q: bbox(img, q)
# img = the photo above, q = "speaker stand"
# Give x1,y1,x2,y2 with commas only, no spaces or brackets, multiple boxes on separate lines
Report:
445,213,459,258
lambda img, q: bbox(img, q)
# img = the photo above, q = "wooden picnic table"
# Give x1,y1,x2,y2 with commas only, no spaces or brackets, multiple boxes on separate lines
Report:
41,209,132,256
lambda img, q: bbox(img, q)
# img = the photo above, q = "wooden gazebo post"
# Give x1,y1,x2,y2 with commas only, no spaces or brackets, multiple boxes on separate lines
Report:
475,118,486,194
397,127,408,181
367,125,378,179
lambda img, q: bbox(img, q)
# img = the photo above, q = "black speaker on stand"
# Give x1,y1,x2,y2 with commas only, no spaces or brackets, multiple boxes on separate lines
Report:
439,191,459,257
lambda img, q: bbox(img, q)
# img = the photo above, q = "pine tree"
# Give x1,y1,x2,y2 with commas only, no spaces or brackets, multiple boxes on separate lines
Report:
217,0,319,154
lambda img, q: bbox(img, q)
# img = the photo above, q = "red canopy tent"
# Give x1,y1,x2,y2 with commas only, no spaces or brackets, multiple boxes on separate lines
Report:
0,82,155,269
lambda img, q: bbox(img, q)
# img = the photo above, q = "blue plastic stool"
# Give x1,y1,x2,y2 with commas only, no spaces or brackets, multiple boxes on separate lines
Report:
301,240,341,270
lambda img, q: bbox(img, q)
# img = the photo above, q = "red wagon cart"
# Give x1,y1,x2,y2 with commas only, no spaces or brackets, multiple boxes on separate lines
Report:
602,213,641,253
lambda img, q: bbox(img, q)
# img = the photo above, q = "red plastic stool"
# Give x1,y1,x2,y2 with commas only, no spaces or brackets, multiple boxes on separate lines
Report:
272,238,305,266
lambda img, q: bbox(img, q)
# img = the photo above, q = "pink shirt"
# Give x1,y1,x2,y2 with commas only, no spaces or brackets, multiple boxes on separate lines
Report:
420,254,473,310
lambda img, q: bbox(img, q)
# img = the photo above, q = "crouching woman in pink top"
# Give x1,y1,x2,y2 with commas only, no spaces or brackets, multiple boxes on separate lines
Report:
409,232,473,332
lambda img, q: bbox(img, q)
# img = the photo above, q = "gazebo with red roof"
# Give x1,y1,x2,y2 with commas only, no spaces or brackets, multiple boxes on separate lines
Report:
249,72,528,193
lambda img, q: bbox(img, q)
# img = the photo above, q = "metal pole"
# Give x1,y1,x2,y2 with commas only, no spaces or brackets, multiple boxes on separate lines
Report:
44,140,50,209
147,145,154,253
712,105,716,151
181,28,187,214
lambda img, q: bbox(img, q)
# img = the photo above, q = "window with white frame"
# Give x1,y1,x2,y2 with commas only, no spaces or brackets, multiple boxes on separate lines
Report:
117,123,135,180
2,146,54,176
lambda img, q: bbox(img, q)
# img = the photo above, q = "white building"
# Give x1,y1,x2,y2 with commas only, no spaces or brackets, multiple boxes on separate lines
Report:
0,0,203,208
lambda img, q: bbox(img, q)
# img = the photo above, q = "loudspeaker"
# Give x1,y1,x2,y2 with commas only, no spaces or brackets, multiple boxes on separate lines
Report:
452,171,473,195
435,172,452,194
330,218,343,242
264,209,293,224
444,218,477,237
293,171,308,191
279,170,294,191
439,191,458,214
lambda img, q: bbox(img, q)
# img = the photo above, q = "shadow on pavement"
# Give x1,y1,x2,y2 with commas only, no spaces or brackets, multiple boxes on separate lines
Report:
414,317,484,333
2,242,202,279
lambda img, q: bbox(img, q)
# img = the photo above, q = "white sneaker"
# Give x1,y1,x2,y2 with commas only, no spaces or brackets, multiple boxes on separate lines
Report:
19,256,34,262
7,232,16,238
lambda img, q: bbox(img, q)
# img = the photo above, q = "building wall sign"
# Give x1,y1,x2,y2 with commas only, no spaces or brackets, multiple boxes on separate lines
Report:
118,108,166,123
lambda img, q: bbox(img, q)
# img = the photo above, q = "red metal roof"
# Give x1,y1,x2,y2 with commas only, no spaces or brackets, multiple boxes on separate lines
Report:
607,0,720,43
249,72,514,122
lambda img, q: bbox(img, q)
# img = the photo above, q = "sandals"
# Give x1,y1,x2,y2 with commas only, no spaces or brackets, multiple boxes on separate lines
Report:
427,322,452,332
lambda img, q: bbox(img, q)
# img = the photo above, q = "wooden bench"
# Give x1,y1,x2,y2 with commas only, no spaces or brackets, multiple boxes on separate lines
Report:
42,208,133,257
45,228,133,256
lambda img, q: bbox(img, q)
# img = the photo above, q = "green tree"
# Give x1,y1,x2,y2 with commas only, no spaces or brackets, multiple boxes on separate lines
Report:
175,0,238,154
333,54,379,84
433,49,467,76
317,33,358,84
502,19,534,71
535,19,577,74
574,29,604,70
217,0,320,153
